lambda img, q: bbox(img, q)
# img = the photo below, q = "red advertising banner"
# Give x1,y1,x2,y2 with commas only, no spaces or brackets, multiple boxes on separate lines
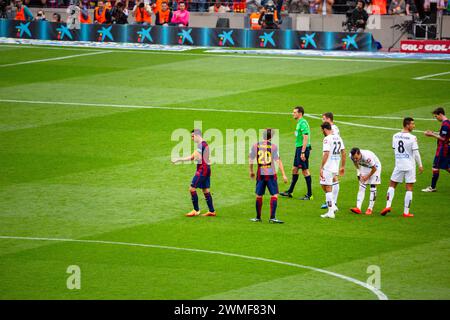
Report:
400,40,450,54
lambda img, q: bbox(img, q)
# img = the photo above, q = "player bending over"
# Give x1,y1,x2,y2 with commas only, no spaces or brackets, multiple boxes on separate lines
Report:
381,118,423,217
422,107,450,192
319,122,346,219
249,129,288,223
349,148,382,215
172,129,216,217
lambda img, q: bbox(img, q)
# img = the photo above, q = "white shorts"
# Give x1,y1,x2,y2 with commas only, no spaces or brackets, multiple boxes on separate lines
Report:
320,169,337,186
360,166,382,185
390,168,416,184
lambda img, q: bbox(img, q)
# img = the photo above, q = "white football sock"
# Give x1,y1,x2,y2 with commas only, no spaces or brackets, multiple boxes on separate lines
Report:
326,192,334,214
356,184,366,209
386,187,395,208
404,191,413,214
369,186,377,210
332,182,340,206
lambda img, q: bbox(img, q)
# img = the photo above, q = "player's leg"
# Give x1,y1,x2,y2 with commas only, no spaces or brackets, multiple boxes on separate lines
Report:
300,148,313,200
367,184,377,215
281,148,301,197
403,183,414,217
267,179,283,223
320,171,335,218
332,175,340,207
252,180,265,222
186,183,200,217
423,156,440,192
366,170,380,215
351,182,366,215
381,176,399,216
201,184,216,216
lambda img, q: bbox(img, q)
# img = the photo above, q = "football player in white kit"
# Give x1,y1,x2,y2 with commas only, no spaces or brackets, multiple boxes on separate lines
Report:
321,112,341,210
381,117,424,217
319,122,346,219
349,148,382,215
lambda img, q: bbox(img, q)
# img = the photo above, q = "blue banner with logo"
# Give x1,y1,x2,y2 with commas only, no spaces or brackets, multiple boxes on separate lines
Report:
0,19,376,51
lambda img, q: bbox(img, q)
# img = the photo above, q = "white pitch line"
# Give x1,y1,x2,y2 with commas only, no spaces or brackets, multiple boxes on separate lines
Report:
413,71,450,80
0,98,428,132
0,50,112,68
1,42,447,65
414,78,450,82
0,235,388,300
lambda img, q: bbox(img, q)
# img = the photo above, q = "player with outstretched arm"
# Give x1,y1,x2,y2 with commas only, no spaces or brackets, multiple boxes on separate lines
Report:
172,129,216,217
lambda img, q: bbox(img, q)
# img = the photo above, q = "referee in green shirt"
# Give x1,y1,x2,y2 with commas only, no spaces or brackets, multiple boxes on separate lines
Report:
280,106,313,199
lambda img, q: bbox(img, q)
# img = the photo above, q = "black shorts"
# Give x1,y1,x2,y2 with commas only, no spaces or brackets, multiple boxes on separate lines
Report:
293,146,311,170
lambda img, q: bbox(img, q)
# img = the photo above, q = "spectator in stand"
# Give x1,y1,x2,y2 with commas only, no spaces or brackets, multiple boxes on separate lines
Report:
315,0,334,15
424,0,448,15
80,6,92,23
14,0,33,21
171,1,189,26
249,4,262,29
35,9,47,20
133,0,152,24
151,0,163,13
209,0,231,12
52,12,61,22
94,0,110,23
371,0,387,14
350,0,368,31
389,0,406,14
406,0,418,15
287,0,310,13
155,0,172,25
111,0,129,23
23,0,46,8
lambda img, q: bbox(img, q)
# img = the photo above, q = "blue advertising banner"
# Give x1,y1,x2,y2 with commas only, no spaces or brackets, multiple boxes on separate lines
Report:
0,19,376,51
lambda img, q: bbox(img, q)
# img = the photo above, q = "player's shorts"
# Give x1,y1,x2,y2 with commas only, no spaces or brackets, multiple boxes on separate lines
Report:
255,178,279,196
390,168,416,184
433,154,450,170
320,169,337,186
293,146,311,170
360,166,382,185
191,175,210,189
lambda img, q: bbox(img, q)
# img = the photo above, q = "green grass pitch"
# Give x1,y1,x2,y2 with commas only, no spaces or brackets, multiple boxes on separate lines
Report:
0,44,449,300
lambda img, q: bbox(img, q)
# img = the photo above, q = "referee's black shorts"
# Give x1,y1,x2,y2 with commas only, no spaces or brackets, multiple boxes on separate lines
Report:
293,146,311,170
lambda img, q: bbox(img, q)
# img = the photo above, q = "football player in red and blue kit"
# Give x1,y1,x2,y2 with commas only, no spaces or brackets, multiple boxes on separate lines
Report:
422,108,450,192
172,129,216,217
249,129,288,224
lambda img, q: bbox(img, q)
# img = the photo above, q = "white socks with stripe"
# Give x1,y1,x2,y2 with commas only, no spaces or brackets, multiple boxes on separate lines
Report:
386,187,395,208
356,184,366,209
326,192,334,214
404,191,413,214
332,182,340,206
369,186,377,210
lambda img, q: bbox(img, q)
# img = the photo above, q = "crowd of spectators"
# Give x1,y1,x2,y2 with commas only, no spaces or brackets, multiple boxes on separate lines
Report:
2,0,449,25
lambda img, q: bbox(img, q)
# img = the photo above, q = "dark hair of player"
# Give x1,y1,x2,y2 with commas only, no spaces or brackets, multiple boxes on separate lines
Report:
432,107,445,116
294,106,304,115
403,117,414,127
322,112,334,121
191,129,202,136
350,147,361,157
263,128,273,141
321,122,332,131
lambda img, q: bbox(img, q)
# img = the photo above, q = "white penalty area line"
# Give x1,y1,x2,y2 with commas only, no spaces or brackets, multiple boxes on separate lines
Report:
0,50,112,68
413,71,450,81
0,235,388,300
0,98,428,132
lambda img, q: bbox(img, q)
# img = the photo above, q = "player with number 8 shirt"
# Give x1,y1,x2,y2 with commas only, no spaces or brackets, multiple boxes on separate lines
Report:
380,117,424,217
